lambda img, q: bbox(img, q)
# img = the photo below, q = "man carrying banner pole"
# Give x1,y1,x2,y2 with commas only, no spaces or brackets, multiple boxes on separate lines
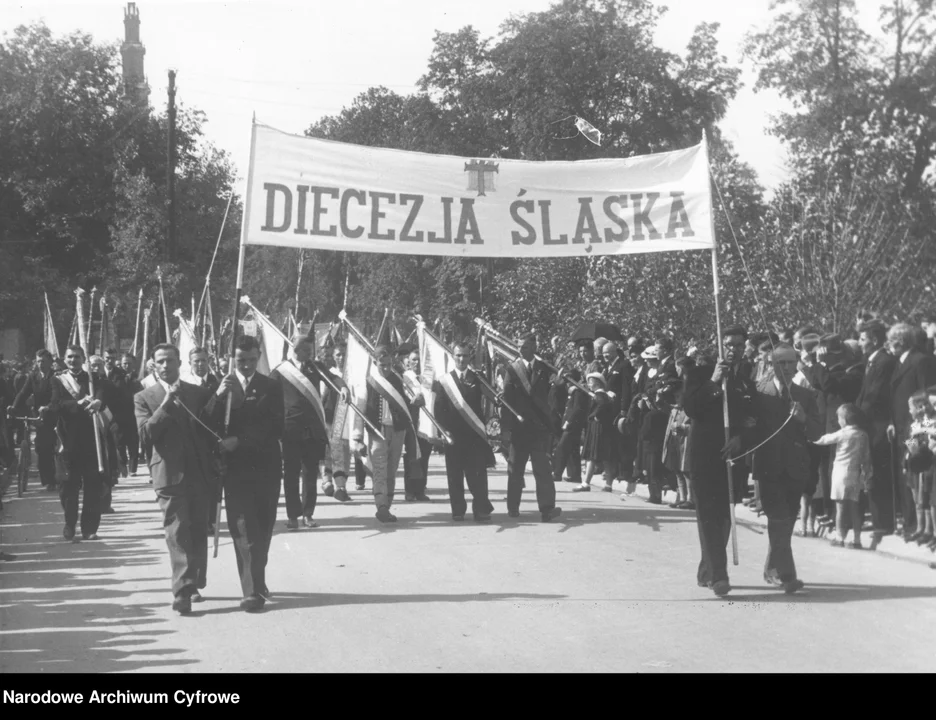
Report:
432,341,496,522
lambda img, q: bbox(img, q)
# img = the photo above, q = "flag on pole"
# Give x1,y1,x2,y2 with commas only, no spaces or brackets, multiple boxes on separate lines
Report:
344,327,371,414
174,310,197,380
139,305,152,382
68,312,79,349
44,292,59,357
416,321,452,444
242,299,288,376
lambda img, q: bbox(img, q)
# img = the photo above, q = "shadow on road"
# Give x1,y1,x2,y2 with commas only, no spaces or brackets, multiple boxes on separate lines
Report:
725,582,936,604
1,480,193,673
195,590,568,616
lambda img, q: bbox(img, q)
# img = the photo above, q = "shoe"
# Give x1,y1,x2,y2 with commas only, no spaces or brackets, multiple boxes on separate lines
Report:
541,507,562,523
302,516,317,528
81,533,100,541
908,530,924,543
846,541,863,550
507,510,520,518
869,532,884,551
782,579,805,594
45,484,58,492
355,484,366,491
415,493,431,502
601,485,613,493
375,508,397,523
646,497,662,505
563,477,578,483
322,482,335,497
474,514,492,523
916,533,933,546
697,580,713,589
829,537,845,547
334,489,351,502
405,493,416,502
63,525,76,541
452,515,465,521
624,482,637,495
240,595,265,613
190,591,205,603
668,501,682,508
286,518,299,531
572,485,591,493
258,586,273,600
678,501,695,510
712,580,731,597
172,596,192,615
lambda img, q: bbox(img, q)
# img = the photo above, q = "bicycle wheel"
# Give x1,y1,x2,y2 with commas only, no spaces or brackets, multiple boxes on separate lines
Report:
18,436,31,497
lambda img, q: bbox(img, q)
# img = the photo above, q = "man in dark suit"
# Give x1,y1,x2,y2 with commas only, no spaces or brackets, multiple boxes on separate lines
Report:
186,347,220,394
555,368,589,487
103,348,139,477
602,341,633,490
433,341,496,522
214,335,284,612
754,343,823,594
135,343,220,615
502,333,561,522
886,322,936,537
50,345,107,541
682,325,756,597
269,335,329,530
855,320,897,545
12,349,59,490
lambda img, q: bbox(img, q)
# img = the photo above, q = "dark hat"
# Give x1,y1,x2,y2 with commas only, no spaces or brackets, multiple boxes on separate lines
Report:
820,333,845,353
722,324,747,339
857,318,887,334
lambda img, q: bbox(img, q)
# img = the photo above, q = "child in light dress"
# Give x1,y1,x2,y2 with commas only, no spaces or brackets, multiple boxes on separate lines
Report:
811,403,871,548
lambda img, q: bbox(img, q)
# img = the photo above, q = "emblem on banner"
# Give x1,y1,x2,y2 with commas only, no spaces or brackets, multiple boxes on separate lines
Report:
464,160,499,197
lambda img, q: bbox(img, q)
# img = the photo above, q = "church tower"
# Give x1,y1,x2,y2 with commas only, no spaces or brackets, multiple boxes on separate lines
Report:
120,3,150,106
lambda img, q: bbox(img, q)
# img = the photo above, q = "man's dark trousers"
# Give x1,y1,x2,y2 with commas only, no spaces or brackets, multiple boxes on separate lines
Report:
225,475,280,598
156,481,210,597
507,432,555,513
35,421,56,487
282,435,322,520
866,423,894,534
553,428,582,483
404,436,432,496
61,450,103,536
691,464,745,586
761,473,803,582
445,447,493,518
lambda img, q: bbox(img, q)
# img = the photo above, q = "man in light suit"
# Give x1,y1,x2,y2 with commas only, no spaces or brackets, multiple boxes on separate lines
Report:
753,344,823,594
886,322,936,537
135,343,220,615
855,320,897,546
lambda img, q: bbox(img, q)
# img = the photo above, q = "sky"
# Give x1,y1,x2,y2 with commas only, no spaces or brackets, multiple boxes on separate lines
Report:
2,0,800,191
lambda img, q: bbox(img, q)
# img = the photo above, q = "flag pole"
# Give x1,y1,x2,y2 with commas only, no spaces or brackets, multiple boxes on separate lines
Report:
215,114,256,559
130,287,143,357
76,288,106,474
703,129,739,566
44,292,59,357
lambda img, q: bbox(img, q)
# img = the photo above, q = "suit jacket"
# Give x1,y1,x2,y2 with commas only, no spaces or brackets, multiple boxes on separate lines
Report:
433,369,496,466
135,381,217,491
604,356,633,417
753,378,822,486
270,360,329,443
890,349,936,434
213,372,284,478
49,370,107,456
358,370,413,433
187,372,220,395
562,385,591,430
502,357,558,437
856,349,896,433
12,369,59,426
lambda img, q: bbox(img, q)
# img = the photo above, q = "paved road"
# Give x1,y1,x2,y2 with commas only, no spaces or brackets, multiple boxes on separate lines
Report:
2,454,935,673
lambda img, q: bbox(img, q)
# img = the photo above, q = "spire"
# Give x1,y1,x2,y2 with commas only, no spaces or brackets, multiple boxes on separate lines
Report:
121,3,150,106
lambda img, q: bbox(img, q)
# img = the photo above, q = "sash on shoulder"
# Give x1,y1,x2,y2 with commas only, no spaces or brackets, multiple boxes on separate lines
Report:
367,365,420,458
276,360,327,434
439,373,487,442
509,359,533,396
58,372,84,400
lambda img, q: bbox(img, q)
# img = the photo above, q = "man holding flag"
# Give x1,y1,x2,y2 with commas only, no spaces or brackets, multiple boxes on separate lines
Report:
12,349,59,491
270,335,331,530
432,341,495,522
351,345,424,523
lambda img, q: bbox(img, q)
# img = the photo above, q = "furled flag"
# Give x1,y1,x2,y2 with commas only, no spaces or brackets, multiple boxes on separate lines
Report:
574,116,601,146
416,320,452,445
241,298,287,376
174,309,197,380
44,292,59,358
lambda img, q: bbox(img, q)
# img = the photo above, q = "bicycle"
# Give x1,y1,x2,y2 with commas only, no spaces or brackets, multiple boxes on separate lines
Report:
8,416,41,498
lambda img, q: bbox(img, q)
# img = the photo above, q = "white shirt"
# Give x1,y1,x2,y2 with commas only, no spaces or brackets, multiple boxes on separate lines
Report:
900,350,911,364
158,377,180,395
868,348,883,364
235,370,254,392
455,369,467,382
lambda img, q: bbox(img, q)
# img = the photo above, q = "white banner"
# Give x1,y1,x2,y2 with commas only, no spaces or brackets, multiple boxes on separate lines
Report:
416,322,452,444
242,123,713,258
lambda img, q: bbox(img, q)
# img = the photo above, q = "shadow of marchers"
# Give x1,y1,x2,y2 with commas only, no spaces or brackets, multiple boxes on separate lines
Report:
723,582,936,604
197,590,569,615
